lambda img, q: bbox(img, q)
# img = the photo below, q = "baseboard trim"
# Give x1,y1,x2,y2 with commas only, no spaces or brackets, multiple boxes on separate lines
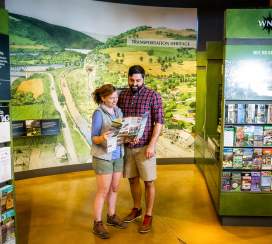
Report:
14,163,93,180
15,158,195,180
157,158,194,164
220,216,272,226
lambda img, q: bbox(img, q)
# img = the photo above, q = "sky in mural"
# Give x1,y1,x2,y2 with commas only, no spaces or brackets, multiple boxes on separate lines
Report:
6,0,197,41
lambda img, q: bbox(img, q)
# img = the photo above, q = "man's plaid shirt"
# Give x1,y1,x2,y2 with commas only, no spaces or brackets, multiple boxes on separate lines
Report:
118,85,164,148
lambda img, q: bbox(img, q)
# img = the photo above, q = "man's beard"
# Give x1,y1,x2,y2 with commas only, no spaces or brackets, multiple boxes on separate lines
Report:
130,85,142,94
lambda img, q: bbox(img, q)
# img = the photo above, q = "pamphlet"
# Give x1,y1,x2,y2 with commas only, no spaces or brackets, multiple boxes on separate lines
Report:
231,172,241,192
237,104,246,124
262,148,272,170
263,125,272,146
267,104,272,124
0,147,12,184
223,148,233,169
0,209,16,244
224,127,234,147
252,148,263,170
242,148,253,169
106,112,148,152
251,172,261,192
225,104,237,124
241,172,251,191
253,126,263,147
261,171,271,192
256,104,266,124
233,148,243,169
221,171,231,191
0,185,14,212
235,126,254,147
245,104,256,124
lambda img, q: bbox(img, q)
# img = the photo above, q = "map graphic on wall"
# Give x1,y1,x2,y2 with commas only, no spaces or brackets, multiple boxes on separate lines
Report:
7,0,197,172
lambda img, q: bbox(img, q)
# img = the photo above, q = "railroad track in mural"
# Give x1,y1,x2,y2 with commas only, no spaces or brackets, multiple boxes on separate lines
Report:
46,72,79,163
59,69,93,146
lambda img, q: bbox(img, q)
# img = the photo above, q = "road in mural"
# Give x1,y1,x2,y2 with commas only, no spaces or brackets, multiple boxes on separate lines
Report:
7,2,197,172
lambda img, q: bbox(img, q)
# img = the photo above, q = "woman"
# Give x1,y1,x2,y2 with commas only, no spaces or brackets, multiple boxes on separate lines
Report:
91,84,127,239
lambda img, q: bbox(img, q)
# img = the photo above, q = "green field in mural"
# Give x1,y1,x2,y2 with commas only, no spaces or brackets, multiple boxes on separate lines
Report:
11,73,60,120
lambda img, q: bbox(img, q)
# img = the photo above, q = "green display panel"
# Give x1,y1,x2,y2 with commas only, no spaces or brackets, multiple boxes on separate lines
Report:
195,135,205,172
195,52,206,173
225,9,272,39
220,193,272,216
205,42,223,137
196,51,207,66
0,8,8,35
207,42,223,60
204,42,222,210
195,51,207,136
195,43,222,210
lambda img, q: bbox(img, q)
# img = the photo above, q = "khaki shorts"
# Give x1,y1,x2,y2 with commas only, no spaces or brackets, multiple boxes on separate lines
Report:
92,157,124,175
124,146,156,181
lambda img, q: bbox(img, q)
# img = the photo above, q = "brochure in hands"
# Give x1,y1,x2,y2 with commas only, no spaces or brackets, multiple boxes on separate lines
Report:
106,112,148,153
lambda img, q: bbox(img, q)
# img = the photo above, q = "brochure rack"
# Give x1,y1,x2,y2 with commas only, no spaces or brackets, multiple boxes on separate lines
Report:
196,9,272,225
219,9,272,221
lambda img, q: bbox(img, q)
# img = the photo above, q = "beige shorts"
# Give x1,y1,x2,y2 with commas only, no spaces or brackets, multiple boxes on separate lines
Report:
124,146,156,181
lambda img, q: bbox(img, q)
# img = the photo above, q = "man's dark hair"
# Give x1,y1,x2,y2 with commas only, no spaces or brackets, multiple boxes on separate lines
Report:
128,65,145,79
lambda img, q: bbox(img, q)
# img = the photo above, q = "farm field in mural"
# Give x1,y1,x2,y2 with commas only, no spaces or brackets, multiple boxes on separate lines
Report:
9,10,196,172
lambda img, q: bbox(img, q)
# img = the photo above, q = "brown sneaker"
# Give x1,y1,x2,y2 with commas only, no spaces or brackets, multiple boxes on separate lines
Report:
93,221,110,239
138,215,152,233
107,214,127,229
123,208,142,223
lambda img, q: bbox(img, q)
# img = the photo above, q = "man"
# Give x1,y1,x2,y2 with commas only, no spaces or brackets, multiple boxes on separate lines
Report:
118,65,164,233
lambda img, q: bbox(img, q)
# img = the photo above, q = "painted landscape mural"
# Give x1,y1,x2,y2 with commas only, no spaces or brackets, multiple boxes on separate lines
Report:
7,1,197,172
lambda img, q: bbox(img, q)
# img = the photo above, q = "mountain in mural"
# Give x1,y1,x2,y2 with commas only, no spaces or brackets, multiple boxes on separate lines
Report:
99,25,197,49
9,13,101,50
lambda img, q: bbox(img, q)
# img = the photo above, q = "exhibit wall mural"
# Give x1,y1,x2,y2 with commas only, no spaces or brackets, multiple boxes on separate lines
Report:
6,0,197,172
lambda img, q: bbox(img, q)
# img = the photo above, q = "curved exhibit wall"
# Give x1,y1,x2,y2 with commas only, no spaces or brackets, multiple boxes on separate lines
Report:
6,0,197,173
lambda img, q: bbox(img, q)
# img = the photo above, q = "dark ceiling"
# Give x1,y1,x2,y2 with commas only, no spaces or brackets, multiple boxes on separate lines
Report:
95,0,270,9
